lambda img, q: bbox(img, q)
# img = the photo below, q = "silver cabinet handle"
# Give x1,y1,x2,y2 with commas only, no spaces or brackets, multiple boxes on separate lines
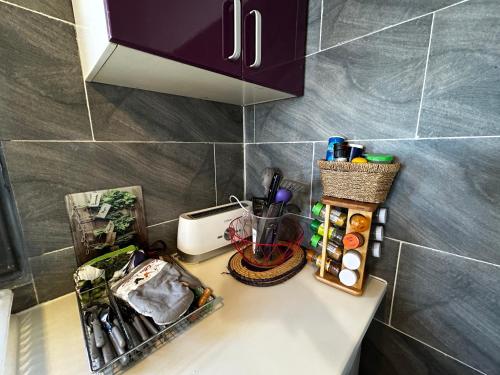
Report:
228,0,241,60
249,10,262,68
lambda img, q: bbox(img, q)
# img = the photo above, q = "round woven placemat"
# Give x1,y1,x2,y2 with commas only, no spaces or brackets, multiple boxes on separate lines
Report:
228,244,306,287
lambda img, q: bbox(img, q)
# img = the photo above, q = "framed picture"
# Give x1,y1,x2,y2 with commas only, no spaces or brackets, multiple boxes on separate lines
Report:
65,186,148,266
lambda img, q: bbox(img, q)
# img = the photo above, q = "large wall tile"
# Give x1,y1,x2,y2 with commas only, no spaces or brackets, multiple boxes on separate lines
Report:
3,142,216,257
366,239,400,323
0,3,90,140
30,247,76,303
244,106,255,144
312,139,500,264
254,17,431,142
360,320,481,375
245,143,313,214
7,0,74,22
11,283,37,313
147,221,178,254
391,244,500,375
419,0,500,137
88,83,242,142
215,144,244,204
306,0,322,54
321,0,457,49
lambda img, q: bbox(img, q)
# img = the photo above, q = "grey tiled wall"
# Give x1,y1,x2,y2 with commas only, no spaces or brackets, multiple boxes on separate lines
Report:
1,1,244,309
245,0,499,374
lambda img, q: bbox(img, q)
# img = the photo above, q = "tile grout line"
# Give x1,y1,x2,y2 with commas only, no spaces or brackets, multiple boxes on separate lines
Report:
30,273,40,304
388,242,403,325
0,0,75,26
253,105,256,143
308,0,470,58
7,136,500,144
213,143,218,205
147,218,179,228
33,246,74,257
224,135,500,145
415,13,435,139
82,80,96,141
8,140,246,144
309,142,315,215
385,236,500,268
243,143,247,199
375,319,488,375
318,0,324,51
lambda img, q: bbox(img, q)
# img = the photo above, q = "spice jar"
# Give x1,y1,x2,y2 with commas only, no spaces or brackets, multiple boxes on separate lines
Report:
306,250,341,276
339,269,359,287
373,207,388,224
342,250,362,270
343,232,365,249
311,202,347,228
349,214,370,232
310,234,343,261
310,220,345,245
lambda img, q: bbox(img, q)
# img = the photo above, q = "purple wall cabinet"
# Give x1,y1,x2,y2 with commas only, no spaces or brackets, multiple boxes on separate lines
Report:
242,0,308,96
76,0,308,102
105,0,242,78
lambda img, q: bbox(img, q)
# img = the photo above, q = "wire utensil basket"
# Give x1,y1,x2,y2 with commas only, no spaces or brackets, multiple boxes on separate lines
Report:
77,258,223,375
228,213,304,269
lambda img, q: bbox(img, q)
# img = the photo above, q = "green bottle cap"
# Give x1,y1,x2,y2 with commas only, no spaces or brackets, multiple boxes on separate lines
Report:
310,219,321,233
310,234,322,248
311,202,324,217
364,154,394,163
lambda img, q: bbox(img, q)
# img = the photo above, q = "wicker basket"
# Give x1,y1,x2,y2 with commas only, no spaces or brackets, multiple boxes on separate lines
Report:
317,160,401,203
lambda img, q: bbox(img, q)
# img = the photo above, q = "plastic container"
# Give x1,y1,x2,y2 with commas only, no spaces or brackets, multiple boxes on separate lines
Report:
342,250,361,270
365,154,394,164
343,232,365,249
311,202,346,227
339,269,358,286
349,214,371,232
306,250,341,276
373,207,388,224
310,220,345,245
229,213,304,268
326,136,345,161
370,225,384,241
310,234,343,261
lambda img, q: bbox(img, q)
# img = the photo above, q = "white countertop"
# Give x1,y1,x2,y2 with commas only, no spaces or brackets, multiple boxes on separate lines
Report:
13,252,386,375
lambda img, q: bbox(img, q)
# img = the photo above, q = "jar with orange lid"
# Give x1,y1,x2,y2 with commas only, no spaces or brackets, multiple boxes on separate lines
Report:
349,214,371,232
343,232,365,249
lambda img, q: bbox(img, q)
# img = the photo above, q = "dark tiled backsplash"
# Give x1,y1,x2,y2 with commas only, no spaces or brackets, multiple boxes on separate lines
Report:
87,83,242,142
245,0,500,374
360,320,481,375
254,17,431,142
0,1,244,311
0,3,90,140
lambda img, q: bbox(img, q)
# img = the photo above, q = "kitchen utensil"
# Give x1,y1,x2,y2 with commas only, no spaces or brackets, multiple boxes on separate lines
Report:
279,179,307,193
99,306,127,351
139,315,159,336
261,167,282,196
274,188,293,203
266,172,282,206
86,308,105,348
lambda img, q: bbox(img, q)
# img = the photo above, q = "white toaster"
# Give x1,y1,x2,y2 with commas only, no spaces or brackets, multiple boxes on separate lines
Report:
177,201,251,262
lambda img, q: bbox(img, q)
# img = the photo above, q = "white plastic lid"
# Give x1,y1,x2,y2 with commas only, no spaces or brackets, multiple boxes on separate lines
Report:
372,225,384,241
339,269,358,287
343,250,361,270
371,242,382,258
375,208,388,224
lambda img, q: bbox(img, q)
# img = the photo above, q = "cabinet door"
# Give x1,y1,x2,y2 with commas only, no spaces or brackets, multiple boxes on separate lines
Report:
242,0,308,96
104,0,242,79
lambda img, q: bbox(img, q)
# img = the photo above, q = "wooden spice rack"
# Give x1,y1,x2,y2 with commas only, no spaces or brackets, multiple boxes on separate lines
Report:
315,196,378,296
